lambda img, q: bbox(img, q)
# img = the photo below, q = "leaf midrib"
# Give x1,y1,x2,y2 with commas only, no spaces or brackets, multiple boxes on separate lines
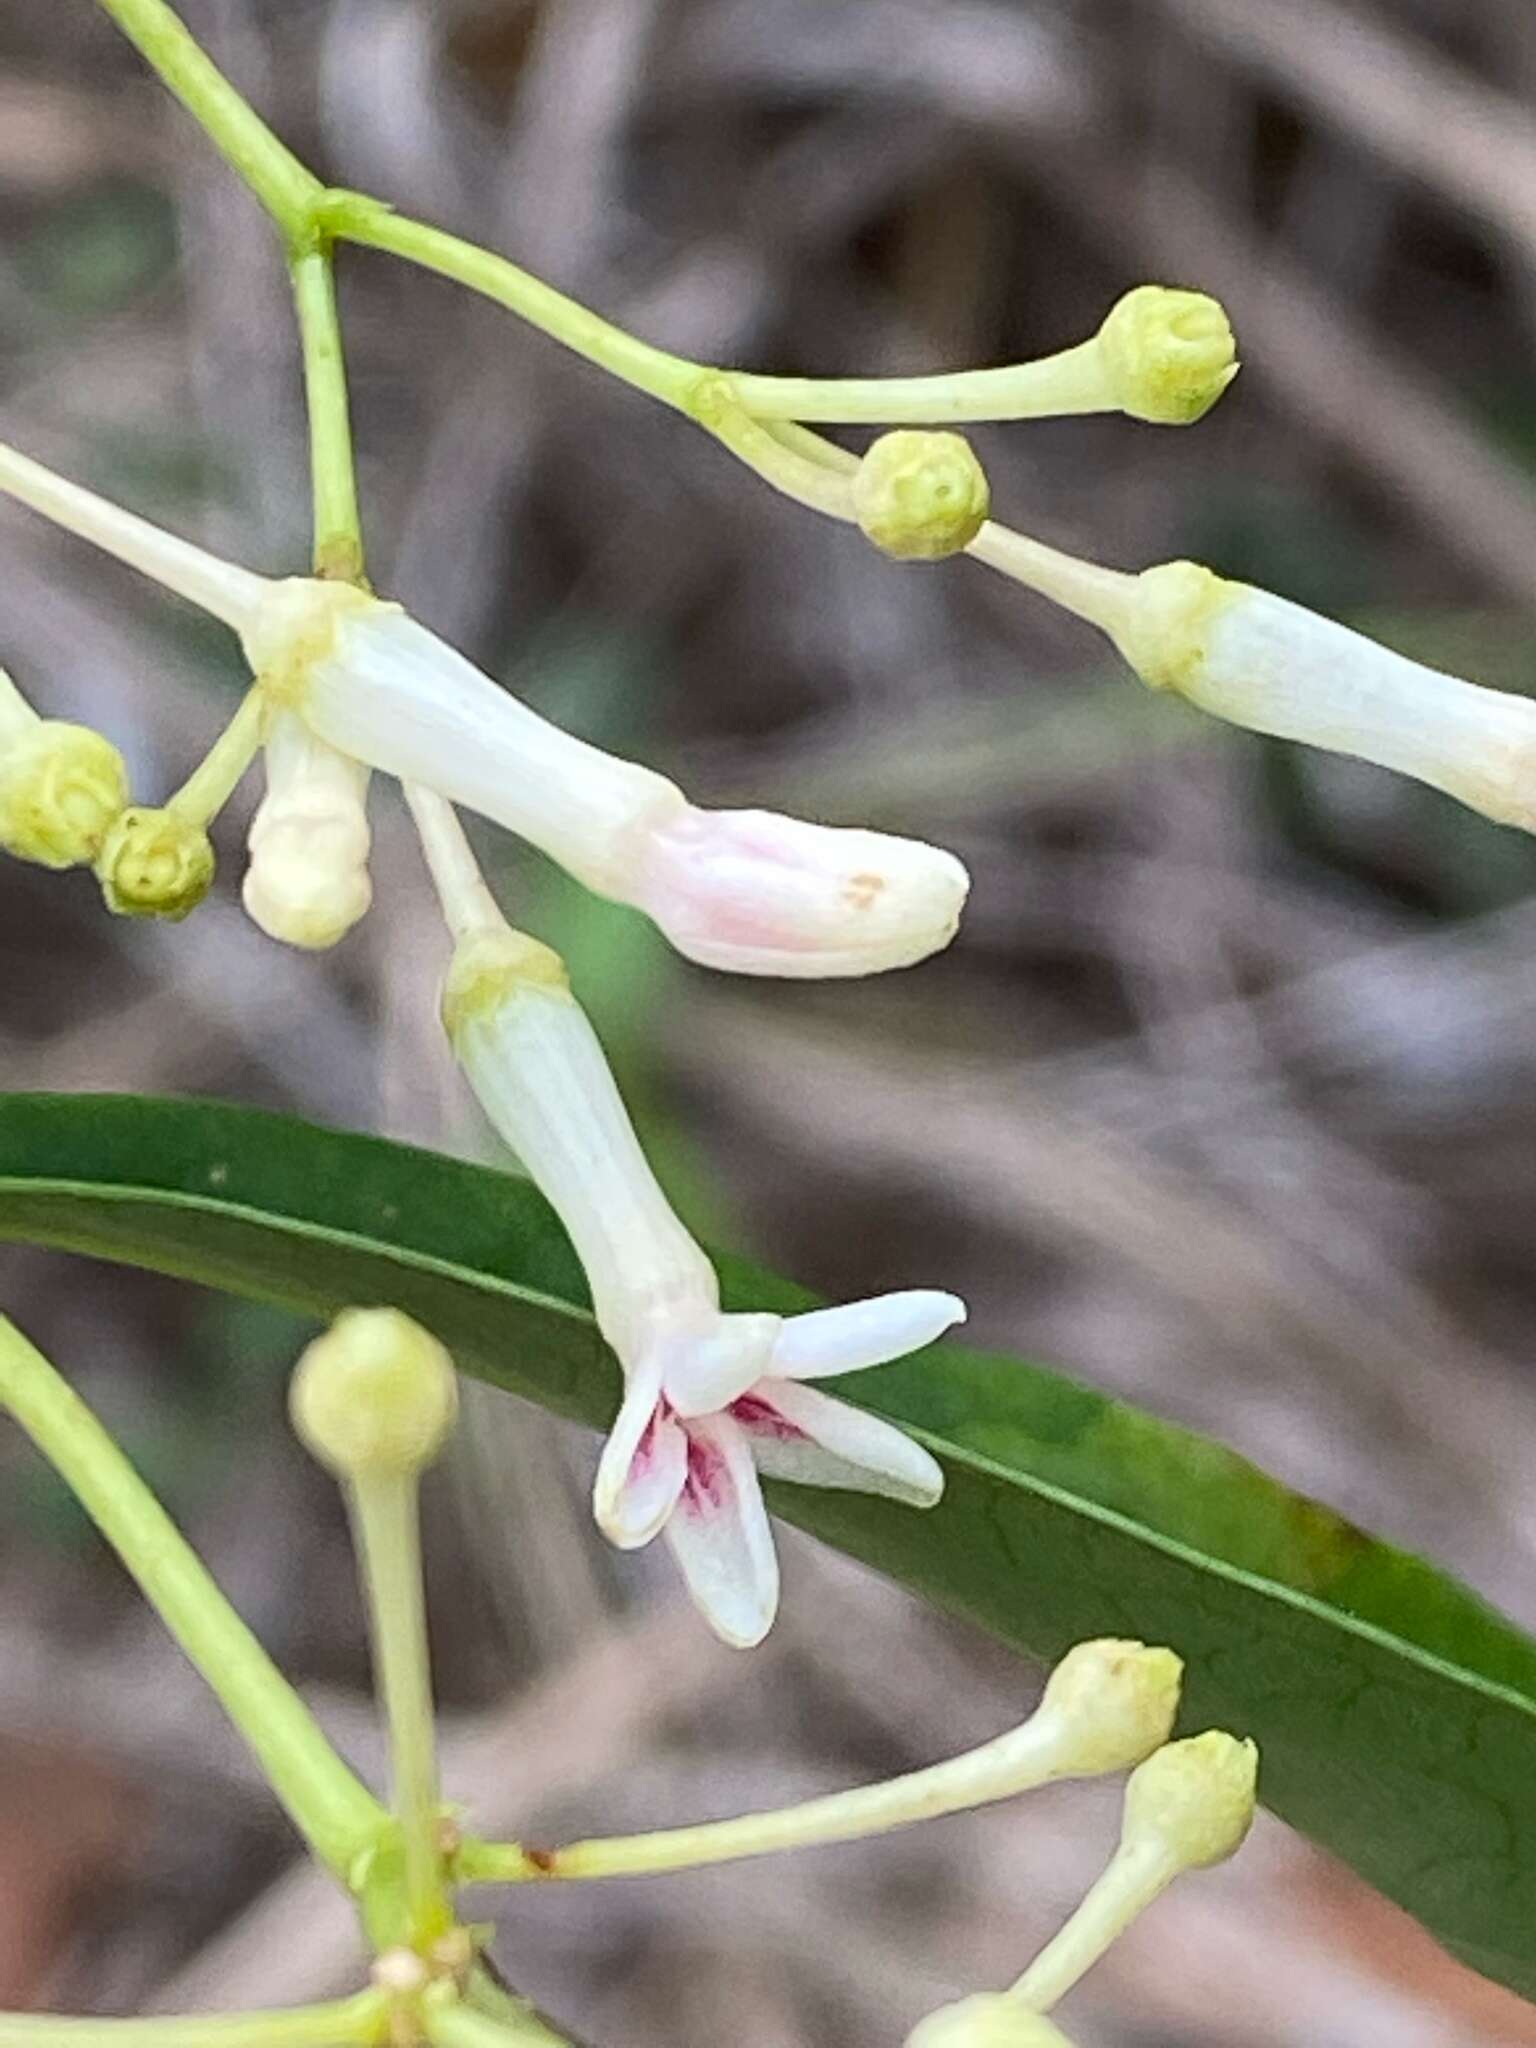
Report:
8,1166,1536,1733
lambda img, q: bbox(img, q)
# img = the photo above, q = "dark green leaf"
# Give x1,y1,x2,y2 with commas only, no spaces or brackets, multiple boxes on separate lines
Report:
1,1092,1534,1997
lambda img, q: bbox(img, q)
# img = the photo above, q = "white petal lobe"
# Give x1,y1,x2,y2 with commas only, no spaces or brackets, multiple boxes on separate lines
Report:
742,1381,944,1508
593,1357,688,1550
663,1413,780,1647
771,1290,967,1379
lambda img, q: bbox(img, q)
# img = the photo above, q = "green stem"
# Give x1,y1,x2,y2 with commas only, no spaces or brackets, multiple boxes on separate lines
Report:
0,1319,385,1878
460,1975,572,2048
168,684,265,825
692,384,857,522
92,0,319,240
965,520,1139,636
348,1472,451,1944
321,195,702,416
728,339,1113,425
0,1994,389,2048
291,246,367,582
424,1996,568,2048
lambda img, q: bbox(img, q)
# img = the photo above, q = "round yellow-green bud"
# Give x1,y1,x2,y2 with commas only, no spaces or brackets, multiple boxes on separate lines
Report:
0,721,129,869
1097,286,1238,425
1037,1638,1183,1775
853,429,990,560
907,1997,1074,2048
290,1308,459,1478
1123,1731,1258,1870
95,805,215,921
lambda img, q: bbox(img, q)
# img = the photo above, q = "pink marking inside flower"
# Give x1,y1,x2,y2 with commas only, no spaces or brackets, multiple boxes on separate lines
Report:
730,1393,809,1442
629,1398,669,1479
681,1427,731,1511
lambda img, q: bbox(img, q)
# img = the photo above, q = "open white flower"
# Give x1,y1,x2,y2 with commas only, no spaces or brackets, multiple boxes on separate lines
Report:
437,905,961,1646
591,1291,958,1646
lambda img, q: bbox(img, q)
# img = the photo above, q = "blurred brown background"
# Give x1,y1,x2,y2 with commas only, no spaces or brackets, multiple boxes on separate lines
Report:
6,1,1536,2041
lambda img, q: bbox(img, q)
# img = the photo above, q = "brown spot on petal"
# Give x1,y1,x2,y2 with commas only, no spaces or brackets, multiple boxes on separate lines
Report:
844,871,887,911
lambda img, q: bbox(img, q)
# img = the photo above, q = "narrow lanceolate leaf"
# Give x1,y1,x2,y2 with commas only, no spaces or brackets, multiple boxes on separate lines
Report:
1,1093,1535,1997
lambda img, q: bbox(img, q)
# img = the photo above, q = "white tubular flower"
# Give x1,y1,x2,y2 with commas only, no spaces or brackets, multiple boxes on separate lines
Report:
441,915,961,1648
1110,563,1536,830
243,582,968,978
0,441,968,975
969,527,1536,834
907,1999,1075,2048
244,710,373,949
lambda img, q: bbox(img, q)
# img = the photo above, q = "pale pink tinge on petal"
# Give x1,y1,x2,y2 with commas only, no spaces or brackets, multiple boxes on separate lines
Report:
662,1411,780,1647
770,1290,967,1380
629,805,969,978
593,1360,687,1550
736,1379,944,1509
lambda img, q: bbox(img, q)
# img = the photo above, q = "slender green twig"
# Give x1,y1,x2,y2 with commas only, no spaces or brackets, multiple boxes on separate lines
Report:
167,684,265,823
0,1992,389,2048
291,247,367,582
347,1469,452,1942
316,195,703,415
0,1320,386,1879
91,0,319,237
425,1995,568,2048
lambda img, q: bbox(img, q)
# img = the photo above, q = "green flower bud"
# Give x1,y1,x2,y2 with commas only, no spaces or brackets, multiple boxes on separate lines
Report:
290,1308,459,1478
0,721,129,869
1036,1638,1183,1775
1097,286,1238,425
95,805,215,920
907,1997,1074,2048
853,429,990,560
1123,1730,1258,1870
